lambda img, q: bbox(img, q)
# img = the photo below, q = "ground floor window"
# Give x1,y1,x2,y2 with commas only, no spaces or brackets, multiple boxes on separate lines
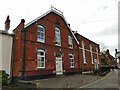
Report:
37,49,45,68
69,54,74,68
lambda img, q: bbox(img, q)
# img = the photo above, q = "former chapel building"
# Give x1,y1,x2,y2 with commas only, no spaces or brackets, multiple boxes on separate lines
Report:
13,7,100,80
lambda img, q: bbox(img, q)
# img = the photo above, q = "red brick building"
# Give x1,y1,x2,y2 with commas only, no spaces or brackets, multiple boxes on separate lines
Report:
100,49,116,67
13,8,100,80
74,33,100,71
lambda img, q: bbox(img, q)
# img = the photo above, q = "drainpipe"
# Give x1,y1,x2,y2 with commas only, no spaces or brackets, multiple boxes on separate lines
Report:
10,34,14,83
21,19,26,80
21,28,26,80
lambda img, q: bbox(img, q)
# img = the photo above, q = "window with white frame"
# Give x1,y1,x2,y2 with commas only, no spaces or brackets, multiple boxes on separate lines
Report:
69,54,74,68
82,41,86,64
55,27,61,46
37,49,45,68
68,36,73,48
96,48,99,64
37,25,45,43
90,45,94,64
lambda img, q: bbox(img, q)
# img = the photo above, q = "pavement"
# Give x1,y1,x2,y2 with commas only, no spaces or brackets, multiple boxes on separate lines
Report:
3,71,114,89
25,72,103,88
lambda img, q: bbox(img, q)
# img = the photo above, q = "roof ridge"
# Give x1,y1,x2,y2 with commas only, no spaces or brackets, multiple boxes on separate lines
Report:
24,9,79,45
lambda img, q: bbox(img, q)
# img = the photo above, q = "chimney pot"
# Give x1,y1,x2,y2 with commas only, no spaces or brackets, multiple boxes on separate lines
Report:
5,15,10,31
21,19,25,23
106,49,109,54
115,49,117,54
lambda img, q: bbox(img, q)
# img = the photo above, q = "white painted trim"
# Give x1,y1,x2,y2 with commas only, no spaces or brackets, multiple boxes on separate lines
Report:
55,57,63,75
69,53,74,68
68,36,73,49
55,27,61,46
90,45,94,64
82,41,86,64
37,25,45,43
37,49,45,69
79,47,101,55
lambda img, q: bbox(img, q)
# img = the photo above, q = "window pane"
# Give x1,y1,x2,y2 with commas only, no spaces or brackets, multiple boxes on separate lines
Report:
68,36,73,48
37,25,45,42
37,49,45,68
40,52,44,55
55,28,61,45
69,54,74,67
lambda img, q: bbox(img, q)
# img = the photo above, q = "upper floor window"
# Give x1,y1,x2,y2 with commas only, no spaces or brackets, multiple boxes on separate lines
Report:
37,49,45,68
68,36,73,48
90,45,94,64
82,41,86,64
69,54,74,68
55,27,61,46
37,25,45,43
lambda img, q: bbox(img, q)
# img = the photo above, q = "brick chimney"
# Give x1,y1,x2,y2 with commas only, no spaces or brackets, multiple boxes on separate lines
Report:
5,15,10,32
115,49,117,54
106,49,109,54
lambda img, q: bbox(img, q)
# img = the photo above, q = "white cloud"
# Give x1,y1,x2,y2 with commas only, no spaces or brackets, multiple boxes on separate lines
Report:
0,0,119,56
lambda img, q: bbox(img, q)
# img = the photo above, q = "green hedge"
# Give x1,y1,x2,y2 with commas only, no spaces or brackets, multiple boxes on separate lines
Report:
0,70,9,85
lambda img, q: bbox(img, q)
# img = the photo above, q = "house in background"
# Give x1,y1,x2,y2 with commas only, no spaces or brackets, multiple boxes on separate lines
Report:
0,16,14,79
100,49,117,67
12,7,101,80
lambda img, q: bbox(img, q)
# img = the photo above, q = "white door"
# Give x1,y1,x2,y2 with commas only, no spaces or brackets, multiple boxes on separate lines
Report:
56,57,63,75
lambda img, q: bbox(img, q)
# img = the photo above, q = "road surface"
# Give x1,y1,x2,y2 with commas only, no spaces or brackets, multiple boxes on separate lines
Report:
79,69,119,89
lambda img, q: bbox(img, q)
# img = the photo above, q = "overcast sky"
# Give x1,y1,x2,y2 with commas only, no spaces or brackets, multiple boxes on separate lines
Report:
0,0,119,56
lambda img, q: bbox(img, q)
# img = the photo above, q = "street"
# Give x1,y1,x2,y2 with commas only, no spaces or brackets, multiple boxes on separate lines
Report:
79,69,119,89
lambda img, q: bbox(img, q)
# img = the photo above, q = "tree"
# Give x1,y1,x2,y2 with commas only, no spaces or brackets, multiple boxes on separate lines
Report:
96,41,108,52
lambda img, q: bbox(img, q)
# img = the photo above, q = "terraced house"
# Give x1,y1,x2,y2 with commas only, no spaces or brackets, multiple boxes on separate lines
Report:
13,7,101,80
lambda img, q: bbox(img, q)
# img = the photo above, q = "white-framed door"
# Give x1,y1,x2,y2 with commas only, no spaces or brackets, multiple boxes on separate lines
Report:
55,57,63,75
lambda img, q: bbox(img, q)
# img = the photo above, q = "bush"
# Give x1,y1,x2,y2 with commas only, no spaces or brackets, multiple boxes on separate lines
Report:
0,70,9,85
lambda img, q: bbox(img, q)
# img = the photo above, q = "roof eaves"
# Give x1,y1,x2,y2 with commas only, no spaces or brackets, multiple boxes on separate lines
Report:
76,33,99,45
0,30,14,36
25,10,51,28
25,9,64,28
24,9,79,45
59,14,79,45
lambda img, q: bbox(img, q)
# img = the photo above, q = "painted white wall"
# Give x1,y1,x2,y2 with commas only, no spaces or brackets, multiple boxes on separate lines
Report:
0,33,13,76
0,34,2,73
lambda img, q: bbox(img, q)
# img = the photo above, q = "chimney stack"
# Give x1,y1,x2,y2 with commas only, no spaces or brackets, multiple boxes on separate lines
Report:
21,19,25,23
5,15,10,32
106,49,109,54
115,49,117,54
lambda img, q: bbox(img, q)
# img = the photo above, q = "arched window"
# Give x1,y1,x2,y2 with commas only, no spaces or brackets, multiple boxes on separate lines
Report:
37,49,45,68
37,25,45,43
90,45,94,64
96,48,99,64
82,41,86,64
55,27,61,46
69,54,74,68
68,36,73,48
